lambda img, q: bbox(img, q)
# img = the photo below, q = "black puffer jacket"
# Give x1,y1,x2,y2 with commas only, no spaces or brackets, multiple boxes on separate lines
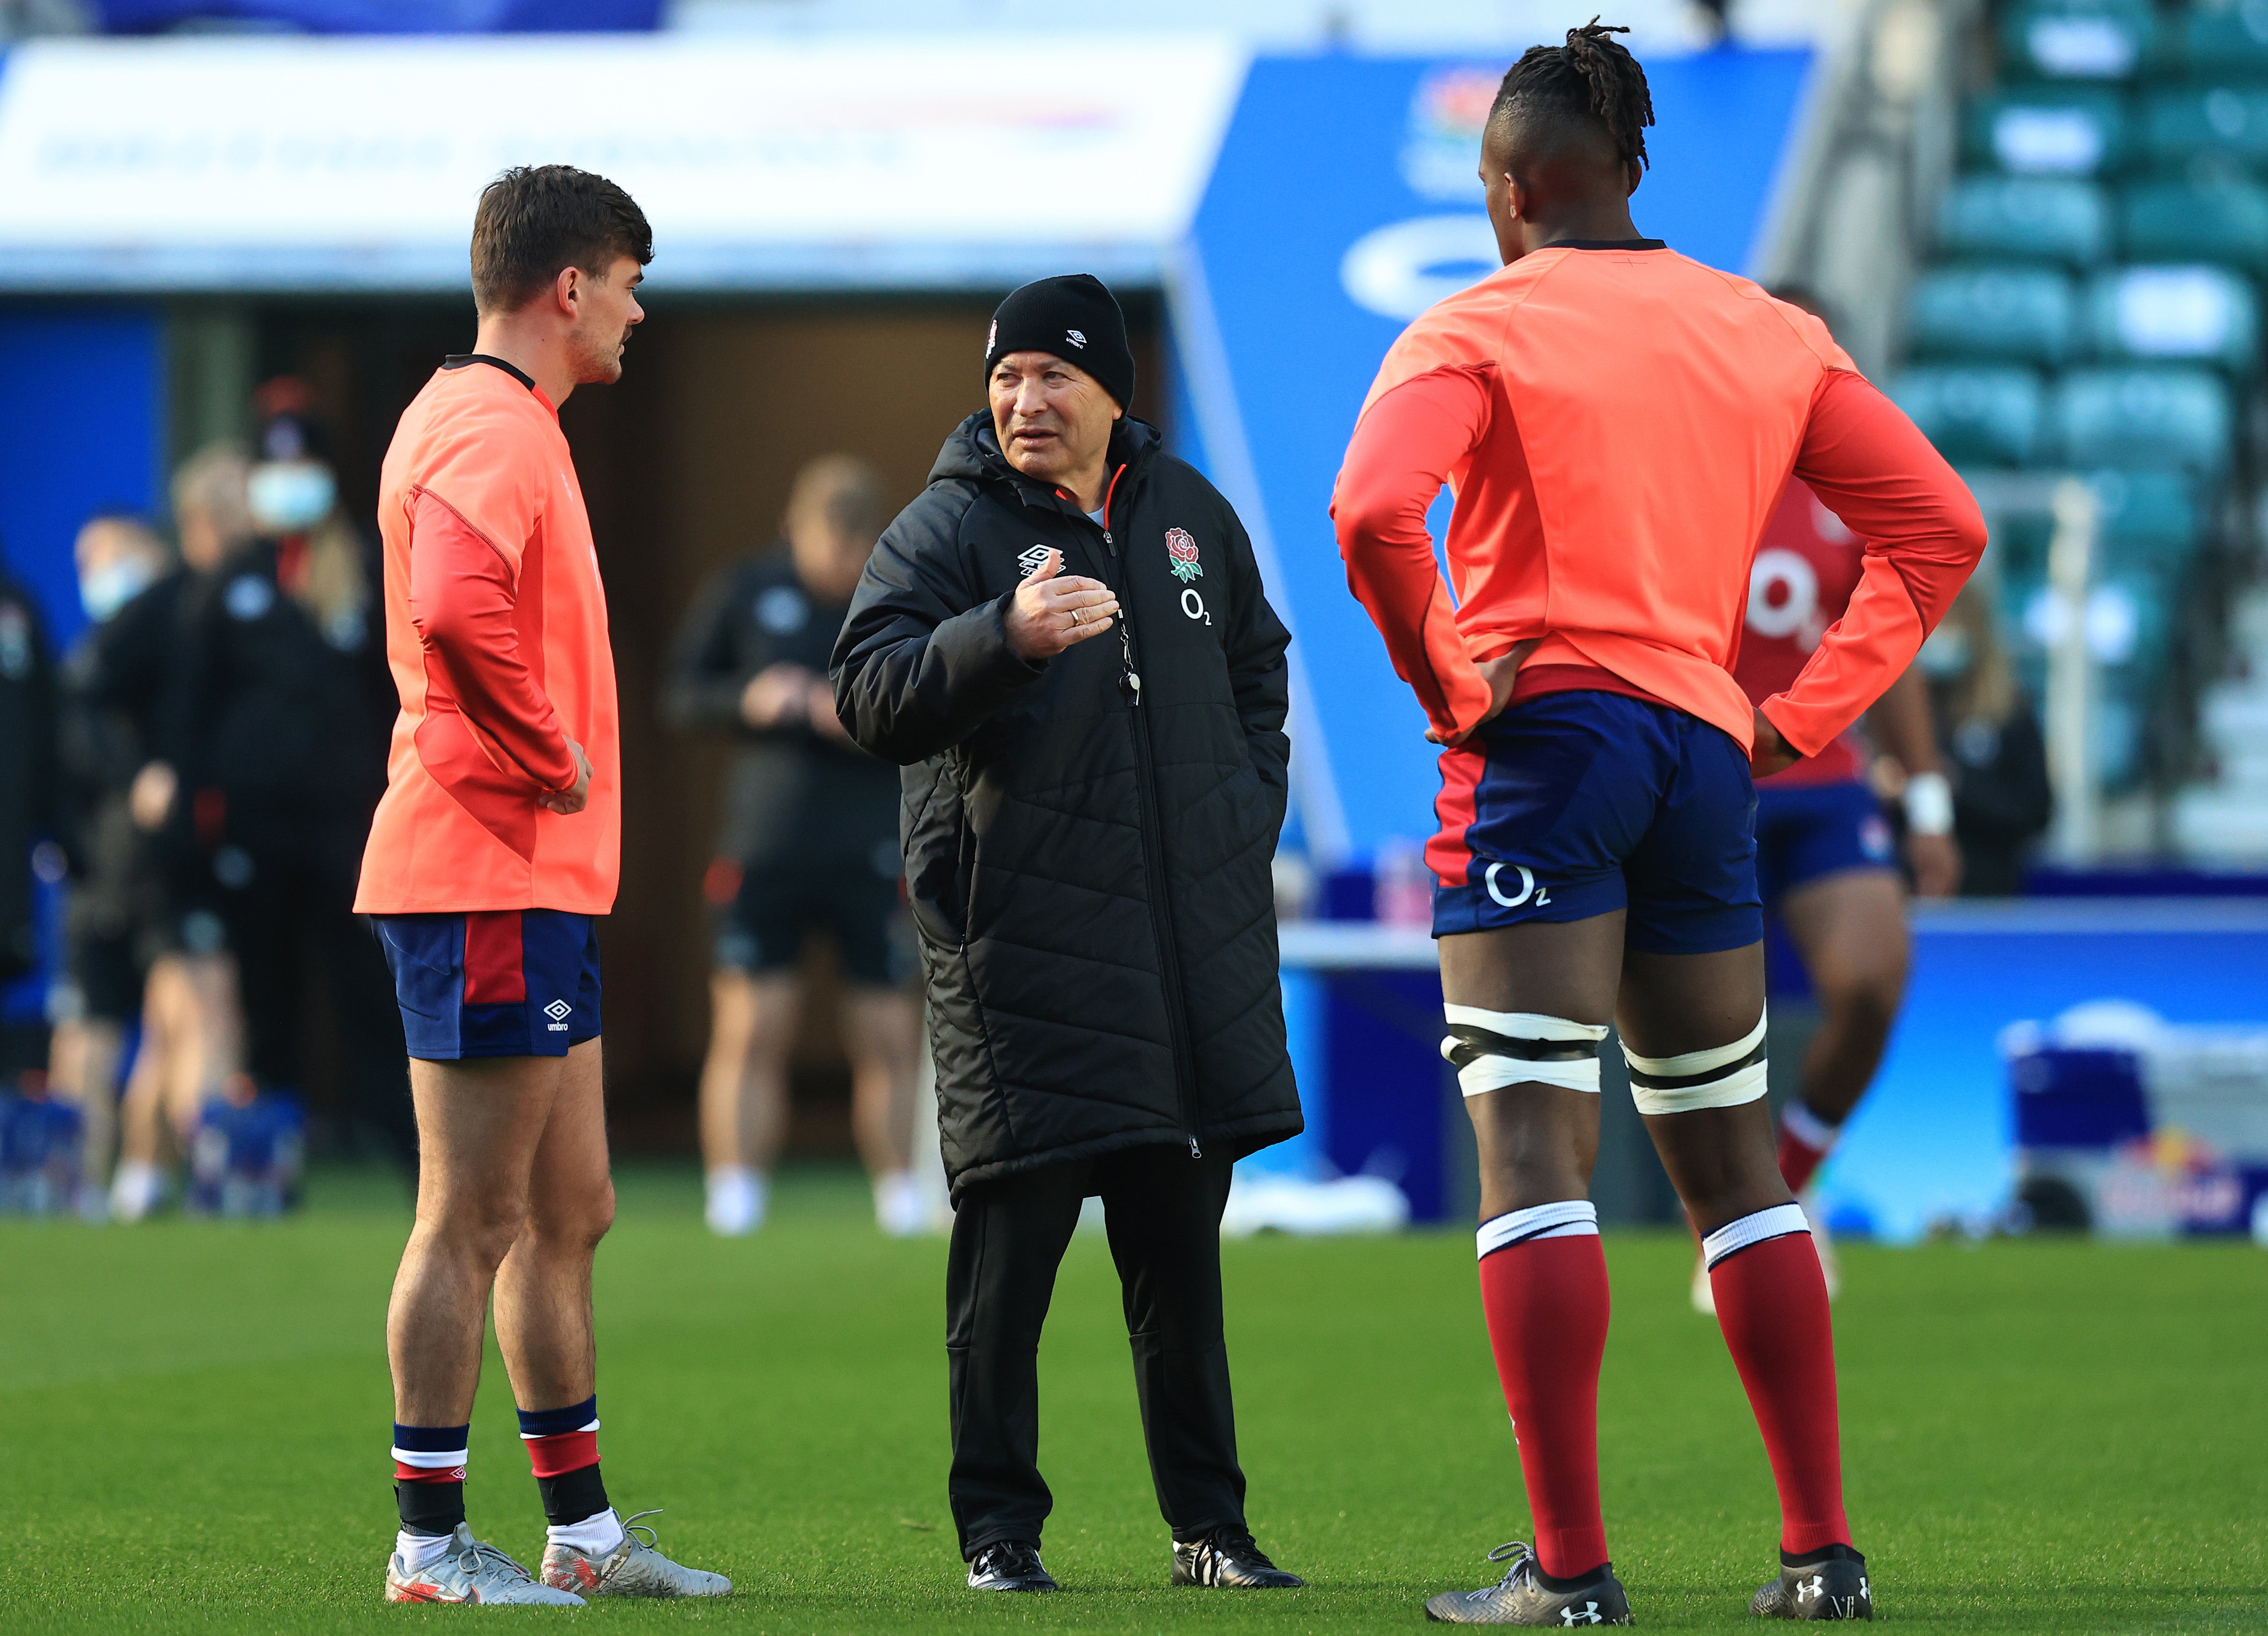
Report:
833,413,1300,1196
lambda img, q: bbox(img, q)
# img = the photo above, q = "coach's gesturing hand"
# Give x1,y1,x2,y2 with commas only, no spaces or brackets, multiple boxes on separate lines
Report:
540,739,594,815
1005,550,1119,660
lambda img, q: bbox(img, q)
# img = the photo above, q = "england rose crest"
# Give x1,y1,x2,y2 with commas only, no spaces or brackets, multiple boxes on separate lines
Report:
1164,527,1202,584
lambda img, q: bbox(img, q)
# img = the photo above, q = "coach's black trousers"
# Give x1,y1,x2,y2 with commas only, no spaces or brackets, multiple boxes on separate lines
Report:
945,1143,1246,1558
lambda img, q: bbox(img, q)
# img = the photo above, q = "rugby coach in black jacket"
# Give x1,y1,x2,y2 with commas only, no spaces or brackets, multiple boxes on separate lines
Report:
832,275,1304,1595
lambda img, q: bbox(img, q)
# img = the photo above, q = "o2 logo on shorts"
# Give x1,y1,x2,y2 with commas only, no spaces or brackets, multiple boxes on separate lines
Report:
1484,862,1551,909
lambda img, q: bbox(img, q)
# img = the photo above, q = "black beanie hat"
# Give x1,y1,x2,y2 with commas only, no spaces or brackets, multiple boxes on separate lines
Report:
983,273,1135,410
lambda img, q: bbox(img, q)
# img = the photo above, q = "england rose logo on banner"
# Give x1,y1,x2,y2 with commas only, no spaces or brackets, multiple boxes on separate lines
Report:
1164,528,1202,584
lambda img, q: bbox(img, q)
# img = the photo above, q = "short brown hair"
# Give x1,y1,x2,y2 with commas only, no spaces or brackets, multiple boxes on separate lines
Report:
470,165,653,315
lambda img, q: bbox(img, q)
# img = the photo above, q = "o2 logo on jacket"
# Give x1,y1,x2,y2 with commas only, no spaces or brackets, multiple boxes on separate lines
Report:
1745,548,1825,649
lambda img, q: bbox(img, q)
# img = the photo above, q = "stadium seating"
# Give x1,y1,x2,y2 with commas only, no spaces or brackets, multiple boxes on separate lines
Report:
1937,176,2111,265
1889,366,2045,466
1964,87,2129,175
1910,266,2077,364
2180,4,2268,79
2082,264,2260,374
1998,0,2157,83
2090,469,2202,572
2050,367,2233,474
2140,86,2268,169
2120,179,2268,274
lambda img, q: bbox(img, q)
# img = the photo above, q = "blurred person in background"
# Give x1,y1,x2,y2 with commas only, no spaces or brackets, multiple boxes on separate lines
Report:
664,454,923,1240
0,540,59,995
165,398,412,1179
1695,285,1966,1313
1918,580,2050,895
49,512,171,1211
111,446,257,1219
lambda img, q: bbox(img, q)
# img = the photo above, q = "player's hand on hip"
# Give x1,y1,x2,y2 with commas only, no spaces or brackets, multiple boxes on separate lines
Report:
1907,829,1962,898
1750,709,1800,778
1425,640,1538,746
1004,549,1119,660
541,740,593,815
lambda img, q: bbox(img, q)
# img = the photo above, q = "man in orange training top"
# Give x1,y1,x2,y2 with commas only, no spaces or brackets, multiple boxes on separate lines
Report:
359,165,729,1607
1332,25,1984,1627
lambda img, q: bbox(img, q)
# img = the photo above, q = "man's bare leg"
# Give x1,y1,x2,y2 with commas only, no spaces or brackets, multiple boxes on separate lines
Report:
1439,916,1625,1593
387,1053,566,1427
1621,943,1856,1573
493,1039,613,1412
842,983,924,1234
1773,869,1908,1196
698,971,795,1235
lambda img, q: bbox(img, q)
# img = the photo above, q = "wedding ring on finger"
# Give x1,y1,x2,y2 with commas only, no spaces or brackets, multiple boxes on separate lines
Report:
1071,605,1087,625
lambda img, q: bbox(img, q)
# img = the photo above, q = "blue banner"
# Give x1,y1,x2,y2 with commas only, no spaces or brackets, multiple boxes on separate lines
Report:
93,0,662,32
1177,48,1815,862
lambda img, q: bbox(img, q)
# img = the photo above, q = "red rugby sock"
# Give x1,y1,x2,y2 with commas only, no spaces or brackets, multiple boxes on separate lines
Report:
1776,1102,1840,1196
1705,1211,1850,1556
1476,1205,1611,1580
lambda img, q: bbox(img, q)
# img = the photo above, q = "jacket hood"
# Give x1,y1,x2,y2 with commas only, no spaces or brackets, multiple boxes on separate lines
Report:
928,409,1164,495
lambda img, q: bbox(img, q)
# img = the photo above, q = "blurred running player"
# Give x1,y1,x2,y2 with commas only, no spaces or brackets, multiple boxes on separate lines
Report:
1693,287,1965,1314
1333,24,1984,1625
361,165,727,1607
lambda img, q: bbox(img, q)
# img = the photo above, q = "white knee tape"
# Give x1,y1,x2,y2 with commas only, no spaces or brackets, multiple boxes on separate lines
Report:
1441,1005,1607,1097
1624,1011,1769,1115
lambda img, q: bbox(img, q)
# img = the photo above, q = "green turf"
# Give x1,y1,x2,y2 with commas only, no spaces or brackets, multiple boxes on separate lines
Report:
4,1163,2262,1633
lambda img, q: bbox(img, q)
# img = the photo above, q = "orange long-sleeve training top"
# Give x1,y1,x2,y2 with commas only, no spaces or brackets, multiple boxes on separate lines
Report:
1332,244,1986,758
354,356,621,916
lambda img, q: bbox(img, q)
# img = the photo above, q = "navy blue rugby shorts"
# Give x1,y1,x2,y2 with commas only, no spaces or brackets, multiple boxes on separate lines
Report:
1753,779,1899,909
1428,690,1762,955
373,909,602,1061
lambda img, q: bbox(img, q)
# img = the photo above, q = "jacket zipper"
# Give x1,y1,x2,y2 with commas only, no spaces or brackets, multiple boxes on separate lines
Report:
1090,468,1200,1159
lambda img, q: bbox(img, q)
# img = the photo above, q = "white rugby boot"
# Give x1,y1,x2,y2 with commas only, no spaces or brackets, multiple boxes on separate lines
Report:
539,1510,732,1599
383,1524,586,1605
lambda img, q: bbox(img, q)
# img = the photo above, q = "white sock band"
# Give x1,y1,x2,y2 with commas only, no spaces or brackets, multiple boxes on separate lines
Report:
1782,1100,1841,1152
1476,1199,1599,1260
546,1506,624,1555
1701,1201,1812,1270
1442,1005,1608,1097
1624,1012,1770,1115
396,1527,456,1570
390,1445,469,1468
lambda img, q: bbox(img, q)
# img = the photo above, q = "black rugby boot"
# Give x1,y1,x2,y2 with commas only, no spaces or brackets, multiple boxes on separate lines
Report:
1424,1541,1631,1625
1750,1544,1871,1620
966,1541,1058,1592
1171,1527,1303,1588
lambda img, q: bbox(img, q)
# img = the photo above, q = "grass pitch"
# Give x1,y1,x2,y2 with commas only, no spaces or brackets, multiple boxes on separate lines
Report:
4,1164,2263,1634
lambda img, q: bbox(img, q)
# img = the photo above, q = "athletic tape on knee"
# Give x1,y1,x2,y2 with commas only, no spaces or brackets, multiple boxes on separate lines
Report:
1701,1201,1811,1270
1623,1011,1769,1115
1476,1199,1598,1261
1441,1005,1608,1097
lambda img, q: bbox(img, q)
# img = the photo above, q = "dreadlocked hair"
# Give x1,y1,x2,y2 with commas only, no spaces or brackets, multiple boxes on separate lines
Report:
1491,17,1656,172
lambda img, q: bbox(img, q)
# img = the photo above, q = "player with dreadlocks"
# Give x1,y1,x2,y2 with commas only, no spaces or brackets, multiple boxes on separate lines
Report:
1333,22,1984,1626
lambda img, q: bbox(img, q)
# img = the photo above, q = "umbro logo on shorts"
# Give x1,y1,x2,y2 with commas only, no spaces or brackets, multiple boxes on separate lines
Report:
544,999,573,1028
1016,545,1053,578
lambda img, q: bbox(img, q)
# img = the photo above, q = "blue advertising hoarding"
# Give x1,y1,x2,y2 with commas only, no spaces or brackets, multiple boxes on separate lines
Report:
1175,48,1816,862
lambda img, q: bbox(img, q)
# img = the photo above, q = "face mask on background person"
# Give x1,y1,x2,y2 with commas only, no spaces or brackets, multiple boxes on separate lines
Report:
248,460,338,535
80,556,157,624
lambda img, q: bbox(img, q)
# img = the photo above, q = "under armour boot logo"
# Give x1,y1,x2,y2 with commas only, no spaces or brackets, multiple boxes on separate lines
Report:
1797,1574,1825,1601
1560,1603,1602,1626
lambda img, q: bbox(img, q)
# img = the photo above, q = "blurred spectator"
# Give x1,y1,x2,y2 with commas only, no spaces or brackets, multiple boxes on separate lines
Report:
1922,581,2052,896
665,455,924,1237
48,512,172,1208
0,540,59,990
175,395,409,1171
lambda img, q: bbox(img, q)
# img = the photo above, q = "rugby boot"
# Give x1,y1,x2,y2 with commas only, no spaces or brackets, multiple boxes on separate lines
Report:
384,1524,586,1605
1172,1527,1304,1587
966,1540,1059,1591
1425,1541,1631,1625
539,1511,731,1599
1750,1545,1871,1620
